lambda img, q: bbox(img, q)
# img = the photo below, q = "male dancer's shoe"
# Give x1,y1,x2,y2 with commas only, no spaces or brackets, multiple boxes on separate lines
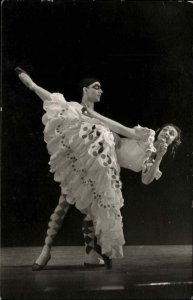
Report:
82,218,112,269
84,250,105,268
94,238,112,269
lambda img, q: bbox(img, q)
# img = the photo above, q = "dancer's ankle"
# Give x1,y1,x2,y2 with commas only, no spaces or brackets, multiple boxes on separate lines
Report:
35,246,51,266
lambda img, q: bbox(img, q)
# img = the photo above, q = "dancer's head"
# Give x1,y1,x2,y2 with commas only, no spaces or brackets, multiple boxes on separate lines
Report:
155,124,182,157
80,77,103,104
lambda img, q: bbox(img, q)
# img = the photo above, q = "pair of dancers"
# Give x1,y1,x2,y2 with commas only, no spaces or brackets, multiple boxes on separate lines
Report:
15,67,181,270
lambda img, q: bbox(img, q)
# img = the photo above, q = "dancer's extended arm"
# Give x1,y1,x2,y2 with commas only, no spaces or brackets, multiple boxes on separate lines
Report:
15,67,52,102
84,106,154,141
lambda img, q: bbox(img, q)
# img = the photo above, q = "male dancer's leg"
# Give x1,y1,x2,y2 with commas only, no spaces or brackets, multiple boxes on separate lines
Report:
82,215,107,268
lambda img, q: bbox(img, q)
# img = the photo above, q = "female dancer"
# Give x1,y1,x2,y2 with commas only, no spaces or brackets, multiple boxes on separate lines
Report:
15,68,181,270
84,107,181,185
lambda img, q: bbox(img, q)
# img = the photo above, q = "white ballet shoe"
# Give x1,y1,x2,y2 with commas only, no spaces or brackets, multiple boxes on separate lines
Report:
32,246,51,271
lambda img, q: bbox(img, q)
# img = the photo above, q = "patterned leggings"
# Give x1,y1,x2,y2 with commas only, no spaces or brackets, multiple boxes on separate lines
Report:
43,194,112,268
44,194,96,251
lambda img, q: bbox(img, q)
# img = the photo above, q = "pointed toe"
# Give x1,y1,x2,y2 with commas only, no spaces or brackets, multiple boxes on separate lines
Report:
31,254,51,271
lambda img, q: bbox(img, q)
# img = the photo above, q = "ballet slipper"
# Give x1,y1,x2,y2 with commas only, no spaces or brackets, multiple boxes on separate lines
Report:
15,66,36,91
32,254,51,271
93,242,112,269
32,248,51,271
14,67,28,75
102,254,112,270
84,249,105,268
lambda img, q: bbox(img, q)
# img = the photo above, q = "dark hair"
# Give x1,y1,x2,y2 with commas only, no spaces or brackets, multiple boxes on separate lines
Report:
79,77,99,90
155,123,182,158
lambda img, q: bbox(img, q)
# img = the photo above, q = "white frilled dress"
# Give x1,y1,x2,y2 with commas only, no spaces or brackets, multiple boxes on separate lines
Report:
42,93,124,258
42,93,160,259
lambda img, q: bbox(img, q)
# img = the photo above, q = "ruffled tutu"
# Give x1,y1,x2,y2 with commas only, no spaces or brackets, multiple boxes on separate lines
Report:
42,93,125,258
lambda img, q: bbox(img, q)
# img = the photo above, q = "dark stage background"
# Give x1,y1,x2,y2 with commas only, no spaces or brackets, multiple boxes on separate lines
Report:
2,0,192,247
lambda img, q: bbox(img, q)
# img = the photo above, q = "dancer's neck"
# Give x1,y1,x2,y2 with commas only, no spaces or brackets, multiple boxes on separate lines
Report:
81,98,94,111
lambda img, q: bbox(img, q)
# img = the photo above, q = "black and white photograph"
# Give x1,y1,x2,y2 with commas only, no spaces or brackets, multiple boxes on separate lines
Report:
1,0,193,299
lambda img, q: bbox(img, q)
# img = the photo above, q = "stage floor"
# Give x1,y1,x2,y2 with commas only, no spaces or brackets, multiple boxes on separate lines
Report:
1,245,192,299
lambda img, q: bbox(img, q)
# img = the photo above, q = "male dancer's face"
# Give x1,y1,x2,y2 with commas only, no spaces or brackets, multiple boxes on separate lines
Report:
84,81,103,103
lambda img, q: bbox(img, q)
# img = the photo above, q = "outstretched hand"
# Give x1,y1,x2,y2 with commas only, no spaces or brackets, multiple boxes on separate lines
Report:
15,67,36,91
